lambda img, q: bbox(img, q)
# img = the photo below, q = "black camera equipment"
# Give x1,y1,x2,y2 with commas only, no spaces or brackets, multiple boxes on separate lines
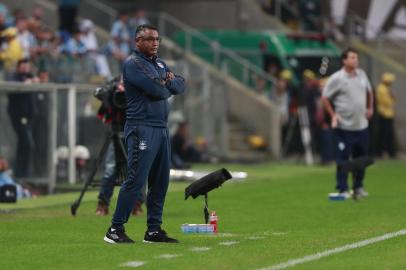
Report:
71,76,128,216
94,76,126,111
185,168,232,223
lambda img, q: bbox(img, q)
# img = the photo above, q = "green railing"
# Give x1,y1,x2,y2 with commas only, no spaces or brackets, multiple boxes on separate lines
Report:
149,13,277,92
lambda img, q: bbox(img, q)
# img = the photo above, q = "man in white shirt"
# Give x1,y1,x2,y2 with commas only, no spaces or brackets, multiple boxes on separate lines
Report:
322,48,374,199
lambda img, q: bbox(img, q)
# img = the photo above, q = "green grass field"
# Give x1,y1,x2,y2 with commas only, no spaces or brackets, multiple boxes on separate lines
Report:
1,160,406,270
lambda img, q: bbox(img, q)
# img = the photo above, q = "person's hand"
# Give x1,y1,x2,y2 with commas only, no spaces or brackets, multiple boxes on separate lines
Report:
366,107,373,120
331,113,340,128
117,81,125,92
166,72,175,81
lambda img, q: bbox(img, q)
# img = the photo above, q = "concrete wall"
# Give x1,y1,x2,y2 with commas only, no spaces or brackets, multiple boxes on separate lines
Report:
226,78,281,157
163,39,281,157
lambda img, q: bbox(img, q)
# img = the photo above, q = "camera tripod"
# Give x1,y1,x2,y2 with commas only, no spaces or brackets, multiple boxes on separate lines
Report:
70,129,127,216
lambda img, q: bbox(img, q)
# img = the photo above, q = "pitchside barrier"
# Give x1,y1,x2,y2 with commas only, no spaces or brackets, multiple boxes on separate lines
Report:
0,82,105,193
0,73,241,193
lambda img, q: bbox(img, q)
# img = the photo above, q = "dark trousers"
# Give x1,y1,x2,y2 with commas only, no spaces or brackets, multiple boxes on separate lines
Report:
98,142,146,206
112,125,170,231
335,128,369,192
58,6,78,34
9,118,34,178
98,143,116,205
377,116,396,157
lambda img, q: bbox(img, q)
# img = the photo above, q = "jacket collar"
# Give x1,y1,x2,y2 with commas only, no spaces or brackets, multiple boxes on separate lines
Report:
133,49,157,62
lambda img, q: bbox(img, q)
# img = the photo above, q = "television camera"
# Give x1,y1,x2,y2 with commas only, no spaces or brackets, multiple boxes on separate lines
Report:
71,76,128,216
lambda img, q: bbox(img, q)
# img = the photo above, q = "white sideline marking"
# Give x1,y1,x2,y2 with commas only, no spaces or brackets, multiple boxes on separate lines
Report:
263,232,287,236
257,229,406,270
219,241,239,246
156,254,182,259
217,233,237,237
190,247,211,252
246,236,265,240
120,261,145,267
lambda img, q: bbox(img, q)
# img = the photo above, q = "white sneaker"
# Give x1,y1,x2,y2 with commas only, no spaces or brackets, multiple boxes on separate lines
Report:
354,188,369,197
328,191,350,201
350,188,369,200
339,191,351,199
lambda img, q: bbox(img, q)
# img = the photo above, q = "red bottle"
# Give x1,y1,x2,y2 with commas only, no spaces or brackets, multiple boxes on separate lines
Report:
209,211,218,233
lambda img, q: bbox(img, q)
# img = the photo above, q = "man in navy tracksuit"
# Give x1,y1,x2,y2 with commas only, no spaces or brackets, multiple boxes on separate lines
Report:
104,24,185,244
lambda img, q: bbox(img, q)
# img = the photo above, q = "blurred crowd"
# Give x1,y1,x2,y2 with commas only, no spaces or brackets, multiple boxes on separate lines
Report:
0,2,151,195
0,2,150,83
261,0,344,41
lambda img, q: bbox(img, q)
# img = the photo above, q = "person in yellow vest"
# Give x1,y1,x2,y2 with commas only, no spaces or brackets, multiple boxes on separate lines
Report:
0,27,24,80
375,72,397,158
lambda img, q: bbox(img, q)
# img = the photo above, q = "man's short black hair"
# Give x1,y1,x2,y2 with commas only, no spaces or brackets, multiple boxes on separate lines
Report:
135,24,158,38
341,47,358,62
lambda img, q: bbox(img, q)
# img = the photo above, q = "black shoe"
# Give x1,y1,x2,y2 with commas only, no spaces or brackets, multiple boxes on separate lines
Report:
104,227,134,244
143,229,179,243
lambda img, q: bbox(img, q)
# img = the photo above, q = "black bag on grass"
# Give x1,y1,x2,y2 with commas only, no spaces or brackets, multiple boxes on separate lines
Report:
0,184,17,203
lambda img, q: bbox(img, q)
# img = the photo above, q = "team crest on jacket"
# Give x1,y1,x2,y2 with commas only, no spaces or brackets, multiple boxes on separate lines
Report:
157,62,164,68
139,140,147,151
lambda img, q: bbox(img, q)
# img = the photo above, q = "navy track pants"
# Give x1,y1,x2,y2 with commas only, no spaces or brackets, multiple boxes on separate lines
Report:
112,124,170,231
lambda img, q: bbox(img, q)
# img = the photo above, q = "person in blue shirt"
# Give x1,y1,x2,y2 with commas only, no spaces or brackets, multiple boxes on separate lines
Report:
108,11,130,63
104,24,185,244
0,156,30,199
62,29,87,57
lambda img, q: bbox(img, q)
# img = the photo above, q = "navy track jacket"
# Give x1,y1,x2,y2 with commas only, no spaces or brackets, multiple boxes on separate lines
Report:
123,50,185,127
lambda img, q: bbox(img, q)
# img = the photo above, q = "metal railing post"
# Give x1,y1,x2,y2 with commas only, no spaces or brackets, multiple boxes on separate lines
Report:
68,85,77,185
48,89,58,194
275,0,281,21
213,44,220,67
84,0,117,30
202,67,212,151
242,66,249,86
348,15,354,41
186,32,192,52
158,13,166,37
